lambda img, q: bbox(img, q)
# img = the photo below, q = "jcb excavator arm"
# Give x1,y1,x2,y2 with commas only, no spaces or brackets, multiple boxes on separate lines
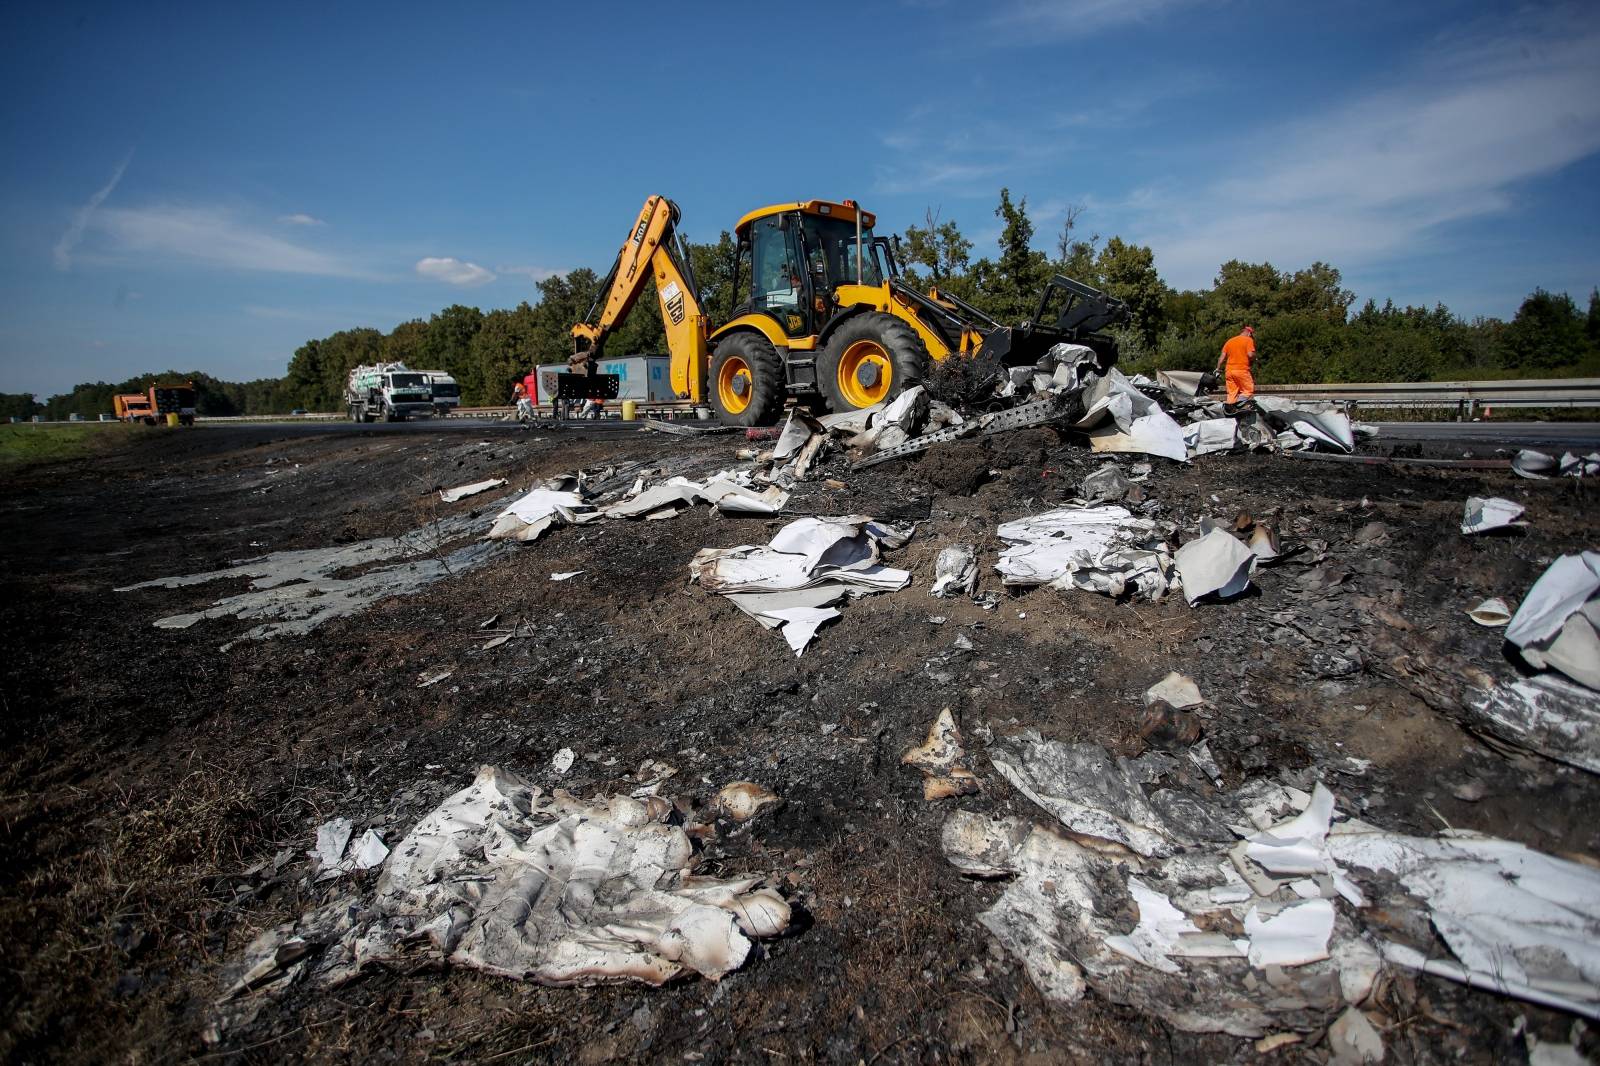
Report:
571,195,710,402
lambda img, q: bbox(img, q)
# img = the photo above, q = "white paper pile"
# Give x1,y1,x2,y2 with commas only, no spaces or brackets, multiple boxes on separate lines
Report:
215,766,793,1026
994,505,1173,600
691,516,912,655
1505,552,1600,690
1461,496,1526,534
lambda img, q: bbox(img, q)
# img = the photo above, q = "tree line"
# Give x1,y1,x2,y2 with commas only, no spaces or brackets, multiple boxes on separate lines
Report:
11,191,1598,418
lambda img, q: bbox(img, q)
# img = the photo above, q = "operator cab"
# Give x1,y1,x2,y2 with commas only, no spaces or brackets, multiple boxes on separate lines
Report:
732,201,895,341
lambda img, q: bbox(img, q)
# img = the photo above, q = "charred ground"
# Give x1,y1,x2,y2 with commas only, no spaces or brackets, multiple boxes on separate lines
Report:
1,423,1596,1063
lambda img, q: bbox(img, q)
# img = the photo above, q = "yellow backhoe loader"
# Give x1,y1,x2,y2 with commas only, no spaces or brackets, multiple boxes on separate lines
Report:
570,195,1127,426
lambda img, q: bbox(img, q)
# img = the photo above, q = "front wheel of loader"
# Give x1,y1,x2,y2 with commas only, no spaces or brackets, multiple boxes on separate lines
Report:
817,312,929,415
709,333,786,426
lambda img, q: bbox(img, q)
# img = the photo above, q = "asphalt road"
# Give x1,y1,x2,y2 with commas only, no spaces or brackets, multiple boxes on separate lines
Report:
1373,421,1600,449
190,416,1600,450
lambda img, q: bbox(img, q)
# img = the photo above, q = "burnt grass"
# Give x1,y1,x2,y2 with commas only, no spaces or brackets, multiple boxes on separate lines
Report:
1,422,1598,1063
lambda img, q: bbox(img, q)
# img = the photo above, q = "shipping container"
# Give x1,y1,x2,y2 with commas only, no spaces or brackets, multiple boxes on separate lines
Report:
534,356,677,406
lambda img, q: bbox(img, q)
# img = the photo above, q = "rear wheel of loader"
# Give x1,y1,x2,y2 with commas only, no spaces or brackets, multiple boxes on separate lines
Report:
709,333,785,426
818,313,929,414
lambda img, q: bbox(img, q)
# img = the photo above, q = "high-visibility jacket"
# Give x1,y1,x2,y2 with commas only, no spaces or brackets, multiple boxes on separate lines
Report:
1221,333,1255,371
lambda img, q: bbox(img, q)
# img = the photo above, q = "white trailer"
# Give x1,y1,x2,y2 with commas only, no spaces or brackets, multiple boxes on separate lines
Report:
417,370,461,415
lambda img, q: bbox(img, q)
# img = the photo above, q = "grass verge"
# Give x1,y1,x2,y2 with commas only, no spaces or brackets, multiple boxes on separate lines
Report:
0,423,140,471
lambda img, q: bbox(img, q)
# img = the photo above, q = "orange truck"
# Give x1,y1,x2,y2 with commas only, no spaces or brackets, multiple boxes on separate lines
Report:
113,382,197,425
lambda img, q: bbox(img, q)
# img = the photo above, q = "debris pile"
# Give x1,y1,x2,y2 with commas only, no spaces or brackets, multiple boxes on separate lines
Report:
213,767,792,1039
1513,449,1600,479
690,516,913,655
995,505,1173,600
947,733,1600,1042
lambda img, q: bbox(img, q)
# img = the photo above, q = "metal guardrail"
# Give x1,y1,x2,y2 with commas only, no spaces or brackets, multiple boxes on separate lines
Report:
1256,378,1600,411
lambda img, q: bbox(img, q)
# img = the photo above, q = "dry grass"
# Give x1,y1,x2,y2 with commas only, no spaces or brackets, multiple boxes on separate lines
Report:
0,760,294,1062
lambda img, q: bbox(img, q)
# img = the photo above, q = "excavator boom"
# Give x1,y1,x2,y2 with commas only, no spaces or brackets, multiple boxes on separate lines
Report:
571,195,709,402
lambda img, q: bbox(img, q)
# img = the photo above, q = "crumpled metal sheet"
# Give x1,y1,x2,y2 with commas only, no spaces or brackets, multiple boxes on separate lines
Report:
994,504,1173,600
1505,552,1600,690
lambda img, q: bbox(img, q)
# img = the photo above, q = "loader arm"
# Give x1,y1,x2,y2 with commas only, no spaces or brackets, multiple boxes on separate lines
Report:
571,195,711,402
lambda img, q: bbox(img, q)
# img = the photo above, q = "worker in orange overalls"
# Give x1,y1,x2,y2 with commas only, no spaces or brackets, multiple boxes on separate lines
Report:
1215,325,1257,406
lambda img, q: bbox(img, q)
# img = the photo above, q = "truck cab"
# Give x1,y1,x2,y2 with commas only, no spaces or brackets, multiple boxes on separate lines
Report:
346,364,435,422
420,371,461,416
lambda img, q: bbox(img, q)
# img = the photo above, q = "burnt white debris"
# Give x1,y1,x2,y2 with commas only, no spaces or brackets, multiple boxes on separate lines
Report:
1173,528,1257,605
949,735,1600,1035
1513,449,1558,479
715,781,781,822
1467,597,1512,627
1461,496,1526,535
1145,672,1204,709
214,767,793,1034
901,708,981,800
439,478,506,503
1504,552,1600,691
691,516,912,656
117,508,510,642
995,505,1173,600
930,544,978,598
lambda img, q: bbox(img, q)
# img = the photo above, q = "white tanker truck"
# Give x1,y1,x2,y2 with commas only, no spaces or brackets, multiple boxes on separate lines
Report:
345,363,436,422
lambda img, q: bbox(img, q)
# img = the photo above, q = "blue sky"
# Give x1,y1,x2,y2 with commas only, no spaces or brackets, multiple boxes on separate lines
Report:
2,0,1597,396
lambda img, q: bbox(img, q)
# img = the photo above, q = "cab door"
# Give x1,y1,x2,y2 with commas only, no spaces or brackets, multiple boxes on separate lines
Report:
748,213,813,339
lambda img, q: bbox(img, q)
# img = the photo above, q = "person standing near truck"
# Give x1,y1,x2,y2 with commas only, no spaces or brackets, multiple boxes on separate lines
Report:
1215,325,1258,406
512,380,534,422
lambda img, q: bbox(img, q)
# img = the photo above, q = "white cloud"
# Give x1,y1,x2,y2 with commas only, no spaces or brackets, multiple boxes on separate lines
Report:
91,204,371,278
1126,13,1600,289
497,264,563,283
415,256,496,286
54,150,133,271
989,0,1210,39
278,212,325,226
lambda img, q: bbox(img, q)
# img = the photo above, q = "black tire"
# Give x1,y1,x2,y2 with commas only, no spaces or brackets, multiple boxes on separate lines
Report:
817,312,929,415
708,332,786,427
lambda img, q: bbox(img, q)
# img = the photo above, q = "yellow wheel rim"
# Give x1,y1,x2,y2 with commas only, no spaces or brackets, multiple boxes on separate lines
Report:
717,356,753,415
837,340,892,408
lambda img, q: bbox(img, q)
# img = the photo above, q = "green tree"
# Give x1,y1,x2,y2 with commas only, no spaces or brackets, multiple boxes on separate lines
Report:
1500,289,1590,371
421,305,484,381
900,207,973,284
0,392,41,419
1094,237,1168,348
383,319,429,365
1201,260,1282,334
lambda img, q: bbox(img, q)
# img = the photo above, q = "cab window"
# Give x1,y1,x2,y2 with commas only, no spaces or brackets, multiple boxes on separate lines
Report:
801,216,882,287
749,215,808,336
